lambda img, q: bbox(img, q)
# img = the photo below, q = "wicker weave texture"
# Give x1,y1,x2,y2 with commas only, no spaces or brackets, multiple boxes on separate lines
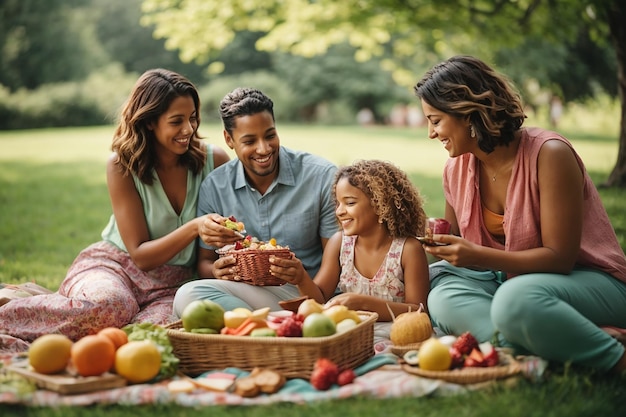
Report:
219,248,292,286
166,311,378,378
401,351,521,384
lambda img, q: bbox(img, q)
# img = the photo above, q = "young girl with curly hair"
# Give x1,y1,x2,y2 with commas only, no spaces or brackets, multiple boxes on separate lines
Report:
270,159,430,351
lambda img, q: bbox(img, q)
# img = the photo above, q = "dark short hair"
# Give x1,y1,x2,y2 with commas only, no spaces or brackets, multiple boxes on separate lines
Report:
219,88,275,136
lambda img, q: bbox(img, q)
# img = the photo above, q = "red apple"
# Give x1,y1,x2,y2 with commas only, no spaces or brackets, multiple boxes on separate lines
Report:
428,218,451,235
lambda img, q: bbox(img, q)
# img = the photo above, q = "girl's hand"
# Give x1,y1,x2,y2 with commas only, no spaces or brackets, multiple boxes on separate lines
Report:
199,213,244,247
269,254,307,286
324,293,362,311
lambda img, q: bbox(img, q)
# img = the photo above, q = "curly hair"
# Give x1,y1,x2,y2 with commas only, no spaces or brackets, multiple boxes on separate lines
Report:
111,68,207,185
219,87,275,136
333,160,427,237
414,55,526,154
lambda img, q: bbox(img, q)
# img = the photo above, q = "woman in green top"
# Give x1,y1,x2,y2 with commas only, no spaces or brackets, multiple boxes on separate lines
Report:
0,69,229,353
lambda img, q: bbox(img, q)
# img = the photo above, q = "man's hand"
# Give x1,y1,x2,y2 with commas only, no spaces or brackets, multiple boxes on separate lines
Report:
212,254,238,280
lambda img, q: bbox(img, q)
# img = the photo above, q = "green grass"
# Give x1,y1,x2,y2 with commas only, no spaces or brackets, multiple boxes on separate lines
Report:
1,124,625,416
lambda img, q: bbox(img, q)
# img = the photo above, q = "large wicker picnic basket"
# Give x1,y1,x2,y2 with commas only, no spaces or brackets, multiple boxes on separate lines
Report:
216,246,292,286
165,311,378,379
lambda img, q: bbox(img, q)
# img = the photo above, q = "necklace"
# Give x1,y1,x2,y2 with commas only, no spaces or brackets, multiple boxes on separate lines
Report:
482,162,508,182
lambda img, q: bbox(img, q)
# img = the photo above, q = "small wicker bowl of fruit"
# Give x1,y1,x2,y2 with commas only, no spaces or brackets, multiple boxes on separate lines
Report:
216,236,292,286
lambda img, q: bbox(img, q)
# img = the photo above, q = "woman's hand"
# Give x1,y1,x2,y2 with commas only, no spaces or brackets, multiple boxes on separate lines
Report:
198,213,244,248
269,254,308,286
422,234,482,267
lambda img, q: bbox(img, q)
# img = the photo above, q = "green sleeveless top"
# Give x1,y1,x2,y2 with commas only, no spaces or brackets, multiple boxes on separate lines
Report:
101,144,215,267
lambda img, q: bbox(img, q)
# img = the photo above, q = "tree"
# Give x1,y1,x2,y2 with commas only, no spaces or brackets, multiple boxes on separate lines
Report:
0,0,109,90
90,0,208,83
141,0,626,186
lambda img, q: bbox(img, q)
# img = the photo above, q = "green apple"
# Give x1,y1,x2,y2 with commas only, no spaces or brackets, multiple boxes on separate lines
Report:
302,312,336,337
181,300,225,332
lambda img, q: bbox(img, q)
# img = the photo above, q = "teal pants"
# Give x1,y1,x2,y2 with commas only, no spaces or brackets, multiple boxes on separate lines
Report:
428,260,626,371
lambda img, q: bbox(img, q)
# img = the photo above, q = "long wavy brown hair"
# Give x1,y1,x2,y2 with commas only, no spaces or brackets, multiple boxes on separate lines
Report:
414,55,526,154
111,68,207,184
333,160,427,237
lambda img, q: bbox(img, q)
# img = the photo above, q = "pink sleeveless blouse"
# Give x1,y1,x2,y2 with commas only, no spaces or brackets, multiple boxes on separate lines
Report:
443,127,626,282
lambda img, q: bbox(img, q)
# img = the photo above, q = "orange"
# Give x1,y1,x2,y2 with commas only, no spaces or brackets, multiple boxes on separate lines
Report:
28,334,73,374
97,327,128,350
114,340,162,384
71,334,116,377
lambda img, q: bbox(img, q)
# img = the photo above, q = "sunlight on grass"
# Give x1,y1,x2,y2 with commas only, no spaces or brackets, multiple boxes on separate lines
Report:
0,123,621,286
0,124,625,416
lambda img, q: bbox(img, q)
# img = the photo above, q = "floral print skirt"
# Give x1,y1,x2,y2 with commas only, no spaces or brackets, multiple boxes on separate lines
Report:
0,241,193,353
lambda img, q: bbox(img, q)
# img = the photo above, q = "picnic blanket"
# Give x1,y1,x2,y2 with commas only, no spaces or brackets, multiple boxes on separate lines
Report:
0,353,545,407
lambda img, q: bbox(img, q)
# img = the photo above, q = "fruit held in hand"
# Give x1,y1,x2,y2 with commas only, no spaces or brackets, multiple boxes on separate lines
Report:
28,334,73,374
181,300,225,332
418,337,452,371
427,218,451,235
389,304,433,346
224,216,245,232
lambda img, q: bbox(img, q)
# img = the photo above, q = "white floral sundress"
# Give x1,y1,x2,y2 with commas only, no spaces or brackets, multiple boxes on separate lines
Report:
337,234,407,353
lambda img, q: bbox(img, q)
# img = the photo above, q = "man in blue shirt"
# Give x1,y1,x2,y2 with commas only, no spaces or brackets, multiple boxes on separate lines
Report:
173,88,338,314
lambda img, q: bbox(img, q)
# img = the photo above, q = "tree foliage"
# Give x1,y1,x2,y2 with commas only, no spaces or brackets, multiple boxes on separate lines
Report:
141,0,612,92
0,0,108,90
141,0,626,186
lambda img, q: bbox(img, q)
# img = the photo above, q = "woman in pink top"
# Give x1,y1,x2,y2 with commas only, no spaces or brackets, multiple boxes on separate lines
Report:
414,55,626,373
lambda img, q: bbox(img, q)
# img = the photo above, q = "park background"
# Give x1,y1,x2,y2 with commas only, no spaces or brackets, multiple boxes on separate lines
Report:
1,1,626,416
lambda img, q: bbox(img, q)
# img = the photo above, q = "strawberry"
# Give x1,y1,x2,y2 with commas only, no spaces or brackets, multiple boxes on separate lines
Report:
275,316,303,337
234,241,244,250
337,369,356,386
452,331,480,355
310,358,339,390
